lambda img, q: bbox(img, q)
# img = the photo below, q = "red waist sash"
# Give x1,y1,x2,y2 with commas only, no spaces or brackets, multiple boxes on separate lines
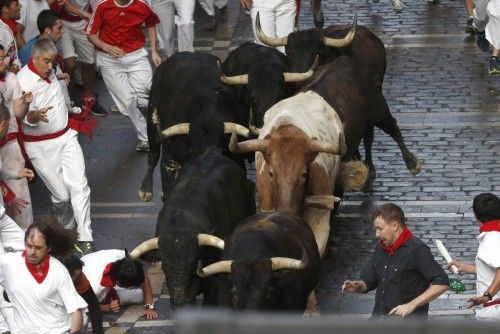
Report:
0,132,18,148
483,299,500,308
22,125,70,142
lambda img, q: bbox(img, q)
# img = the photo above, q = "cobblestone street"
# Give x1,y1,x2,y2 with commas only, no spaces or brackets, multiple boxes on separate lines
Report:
27,0,500,332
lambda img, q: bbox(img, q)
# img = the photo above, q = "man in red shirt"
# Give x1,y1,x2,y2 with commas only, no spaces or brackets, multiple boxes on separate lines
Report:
86,0,161,152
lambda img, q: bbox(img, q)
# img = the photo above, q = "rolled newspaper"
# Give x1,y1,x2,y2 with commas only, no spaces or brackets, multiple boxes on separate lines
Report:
435,239,459,274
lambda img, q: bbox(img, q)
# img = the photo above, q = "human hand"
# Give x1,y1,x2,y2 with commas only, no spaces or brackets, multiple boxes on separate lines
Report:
79,10,91,20
57,73,70,85
17,168,34,181
27,106,52,123
5,197,30,216
103,44,125,58
466,296,489,309
110,299,121,313
144,309,158,320
151,51,161,67
240,0,252,9
21,91,33,105
447,260,468,274
389,302,416,317
341,280,366,294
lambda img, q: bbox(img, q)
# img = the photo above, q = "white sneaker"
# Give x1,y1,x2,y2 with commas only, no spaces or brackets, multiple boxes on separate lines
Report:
391,0,405,12
110,104,120,113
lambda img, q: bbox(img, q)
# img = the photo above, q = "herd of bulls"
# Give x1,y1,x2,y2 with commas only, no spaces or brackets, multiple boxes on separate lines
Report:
130,14,423,312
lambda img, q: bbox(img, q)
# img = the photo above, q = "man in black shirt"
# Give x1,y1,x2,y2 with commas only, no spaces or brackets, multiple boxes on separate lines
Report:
342,203,449,317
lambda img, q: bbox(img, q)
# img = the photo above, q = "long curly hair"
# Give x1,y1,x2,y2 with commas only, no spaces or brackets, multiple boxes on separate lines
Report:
25,215,78,258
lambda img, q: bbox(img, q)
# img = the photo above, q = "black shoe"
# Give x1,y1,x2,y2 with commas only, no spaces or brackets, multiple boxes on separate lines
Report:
75,241,95,255
91,101,108,117
465,16,475,34
203,16,216,30
475,30,490,52
489,57,500,75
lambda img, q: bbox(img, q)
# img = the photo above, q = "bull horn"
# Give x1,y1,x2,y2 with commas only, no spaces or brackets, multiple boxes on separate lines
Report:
323,14,357,48
218,60,249,85
250,125,261,136
310,133,347,155
224,122,250,138
197,234,225,250
197,260,233,277
283,56,319,83
162,123,189,138
229,132,268,154
129,237,159,259
304,195,341,210
256,12,288,47
271,252,307,271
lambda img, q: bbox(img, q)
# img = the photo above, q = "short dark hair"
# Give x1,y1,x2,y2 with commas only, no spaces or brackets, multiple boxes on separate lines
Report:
25,216,78,258
0,44,4,51
0,0,16,11
371,203,406,227
37,9,60,34
473,193,500,223
111,258,145,288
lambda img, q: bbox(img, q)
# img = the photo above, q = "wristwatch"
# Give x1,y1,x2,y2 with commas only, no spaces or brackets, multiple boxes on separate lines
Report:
144,303,155,310
483,291,493,301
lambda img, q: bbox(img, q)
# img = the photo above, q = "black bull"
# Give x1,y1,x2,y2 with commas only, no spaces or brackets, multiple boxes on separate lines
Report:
156,147,256,308
257,20,422,190
138,52,249,202
198,212,320,311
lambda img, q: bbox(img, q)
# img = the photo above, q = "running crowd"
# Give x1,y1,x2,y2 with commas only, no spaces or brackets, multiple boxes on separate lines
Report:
0,0,497,333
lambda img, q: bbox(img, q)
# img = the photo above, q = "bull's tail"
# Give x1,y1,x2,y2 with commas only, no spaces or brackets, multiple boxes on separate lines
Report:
339,160,369,191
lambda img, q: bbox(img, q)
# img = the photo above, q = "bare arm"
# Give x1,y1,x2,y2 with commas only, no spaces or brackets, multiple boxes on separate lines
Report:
69,309,83,333
87,34,125,58
145,26,161,66
63,0,92,20
142,277,158,319
389,284,448,317
467,267,500,308
341,280,368,294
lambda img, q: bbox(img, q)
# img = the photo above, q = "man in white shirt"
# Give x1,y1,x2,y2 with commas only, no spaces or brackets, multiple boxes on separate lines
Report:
17,0,49,43
0,15,20,73
0,43,34,229
0,217,87,334
81,249,158,320
448,193,500,320
16,38,95,254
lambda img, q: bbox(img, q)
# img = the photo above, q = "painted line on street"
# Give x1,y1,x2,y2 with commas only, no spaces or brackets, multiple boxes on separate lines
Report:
391,33,469,38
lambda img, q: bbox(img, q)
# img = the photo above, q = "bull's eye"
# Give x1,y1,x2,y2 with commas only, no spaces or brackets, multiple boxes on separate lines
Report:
302,171,309,179
268,170,274,178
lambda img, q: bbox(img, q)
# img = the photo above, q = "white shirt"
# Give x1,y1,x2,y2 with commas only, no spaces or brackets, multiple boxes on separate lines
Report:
0,71,23,133
475,231,500,320
17,0,49,42
82,249,126,302
0,21,21,69
17,64,69,136
0,252,87,334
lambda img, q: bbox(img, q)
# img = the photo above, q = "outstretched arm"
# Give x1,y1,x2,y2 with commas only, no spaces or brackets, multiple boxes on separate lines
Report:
389,284,448,317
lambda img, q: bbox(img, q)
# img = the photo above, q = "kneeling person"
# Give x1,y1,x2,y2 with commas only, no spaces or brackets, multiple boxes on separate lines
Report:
81,249,158,319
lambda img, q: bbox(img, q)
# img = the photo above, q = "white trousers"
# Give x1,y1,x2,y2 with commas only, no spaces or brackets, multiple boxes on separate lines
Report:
251,0,296,53
474,0,490,31
0,211,24,333
25,129,93,241
198,0,227,16
96,48,150,141
0,140,33,230
486,0,500,48
150,0,195,58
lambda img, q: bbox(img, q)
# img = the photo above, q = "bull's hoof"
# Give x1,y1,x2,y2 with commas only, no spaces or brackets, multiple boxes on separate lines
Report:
409,159,423,176
138,190,153,202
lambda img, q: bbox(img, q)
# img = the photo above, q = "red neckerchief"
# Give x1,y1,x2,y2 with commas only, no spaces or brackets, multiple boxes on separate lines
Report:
28,59,51,84
22,251,50,284
480,220,500,233
0,17,18,35
100,263,116,288
379,227,413,256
